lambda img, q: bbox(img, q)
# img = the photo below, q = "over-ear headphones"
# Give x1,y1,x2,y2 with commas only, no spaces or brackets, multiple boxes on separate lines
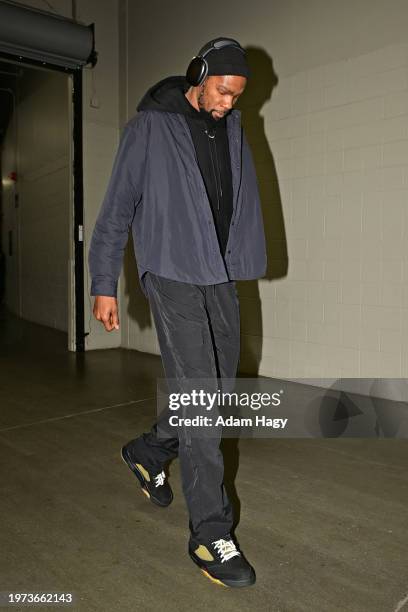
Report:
186,38,245,87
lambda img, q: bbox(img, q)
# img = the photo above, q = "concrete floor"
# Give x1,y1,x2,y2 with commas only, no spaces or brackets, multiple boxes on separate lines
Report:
1,307,408,612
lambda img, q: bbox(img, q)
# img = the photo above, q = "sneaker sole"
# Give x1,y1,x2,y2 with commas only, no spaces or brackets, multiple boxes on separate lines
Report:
120,446,172,508
189,552,256,588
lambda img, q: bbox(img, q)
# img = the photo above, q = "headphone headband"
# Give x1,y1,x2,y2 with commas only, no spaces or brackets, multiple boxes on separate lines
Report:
199,38,245,58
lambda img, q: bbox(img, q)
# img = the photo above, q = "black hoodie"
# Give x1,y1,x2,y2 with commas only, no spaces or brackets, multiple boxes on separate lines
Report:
137,76,234,258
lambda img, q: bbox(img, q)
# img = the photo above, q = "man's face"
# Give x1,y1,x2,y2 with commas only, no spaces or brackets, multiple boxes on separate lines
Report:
197,75,247,119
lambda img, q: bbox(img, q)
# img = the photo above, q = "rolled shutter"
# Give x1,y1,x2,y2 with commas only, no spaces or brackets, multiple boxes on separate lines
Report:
0,0,95,69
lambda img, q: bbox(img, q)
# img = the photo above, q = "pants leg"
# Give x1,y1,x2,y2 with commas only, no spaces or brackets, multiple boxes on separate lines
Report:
130,271,240,543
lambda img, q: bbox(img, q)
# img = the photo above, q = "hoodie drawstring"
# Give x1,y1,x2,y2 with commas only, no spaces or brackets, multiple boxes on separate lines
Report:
205,127,222,210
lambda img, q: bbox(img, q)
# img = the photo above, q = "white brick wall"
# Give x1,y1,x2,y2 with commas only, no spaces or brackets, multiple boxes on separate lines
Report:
242,42,408,380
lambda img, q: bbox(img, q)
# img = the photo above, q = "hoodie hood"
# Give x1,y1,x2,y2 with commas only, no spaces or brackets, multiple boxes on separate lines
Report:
137,75,227,126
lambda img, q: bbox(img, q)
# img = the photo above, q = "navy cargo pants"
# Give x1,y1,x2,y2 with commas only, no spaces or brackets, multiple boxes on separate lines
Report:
128,271,241,544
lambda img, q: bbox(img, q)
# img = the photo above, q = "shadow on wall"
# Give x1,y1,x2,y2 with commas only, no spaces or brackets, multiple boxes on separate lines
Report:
236,46,288,375
122,46,288,376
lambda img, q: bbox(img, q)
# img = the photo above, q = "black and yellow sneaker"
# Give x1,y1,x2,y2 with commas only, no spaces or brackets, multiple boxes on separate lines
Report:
121,443,173,507
189,535,256,588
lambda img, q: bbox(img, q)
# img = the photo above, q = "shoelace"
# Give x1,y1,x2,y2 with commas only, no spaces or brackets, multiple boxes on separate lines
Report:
212,538,241,563
153,470,166,487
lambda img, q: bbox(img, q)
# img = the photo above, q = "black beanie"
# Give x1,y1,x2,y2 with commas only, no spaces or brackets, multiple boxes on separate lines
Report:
200,38,250,79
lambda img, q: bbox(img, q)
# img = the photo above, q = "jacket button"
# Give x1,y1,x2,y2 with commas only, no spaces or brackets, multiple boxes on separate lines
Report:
227,249,231,254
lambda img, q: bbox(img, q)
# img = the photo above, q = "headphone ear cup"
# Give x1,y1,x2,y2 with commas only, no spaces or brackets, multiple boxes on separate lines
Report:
186,56,207,86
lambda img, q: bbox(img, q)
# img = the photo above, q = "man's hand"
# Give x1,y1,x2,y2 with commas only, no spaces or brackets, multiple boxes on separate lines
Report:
93,296,120,332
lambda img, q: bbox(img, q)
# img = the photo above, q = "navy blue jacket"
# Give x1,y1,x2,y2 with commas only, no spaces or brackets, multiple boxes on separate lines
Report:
88,81,267,299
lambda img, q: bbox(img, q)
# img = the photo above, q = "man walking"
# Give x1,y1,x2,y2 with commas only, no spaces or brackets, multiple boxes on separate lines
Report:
89,37,267,587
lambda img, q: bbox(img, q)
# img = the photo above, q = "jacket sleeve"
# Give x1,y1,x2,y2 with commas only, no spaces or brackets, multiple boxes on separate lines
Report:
88,114,148,297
